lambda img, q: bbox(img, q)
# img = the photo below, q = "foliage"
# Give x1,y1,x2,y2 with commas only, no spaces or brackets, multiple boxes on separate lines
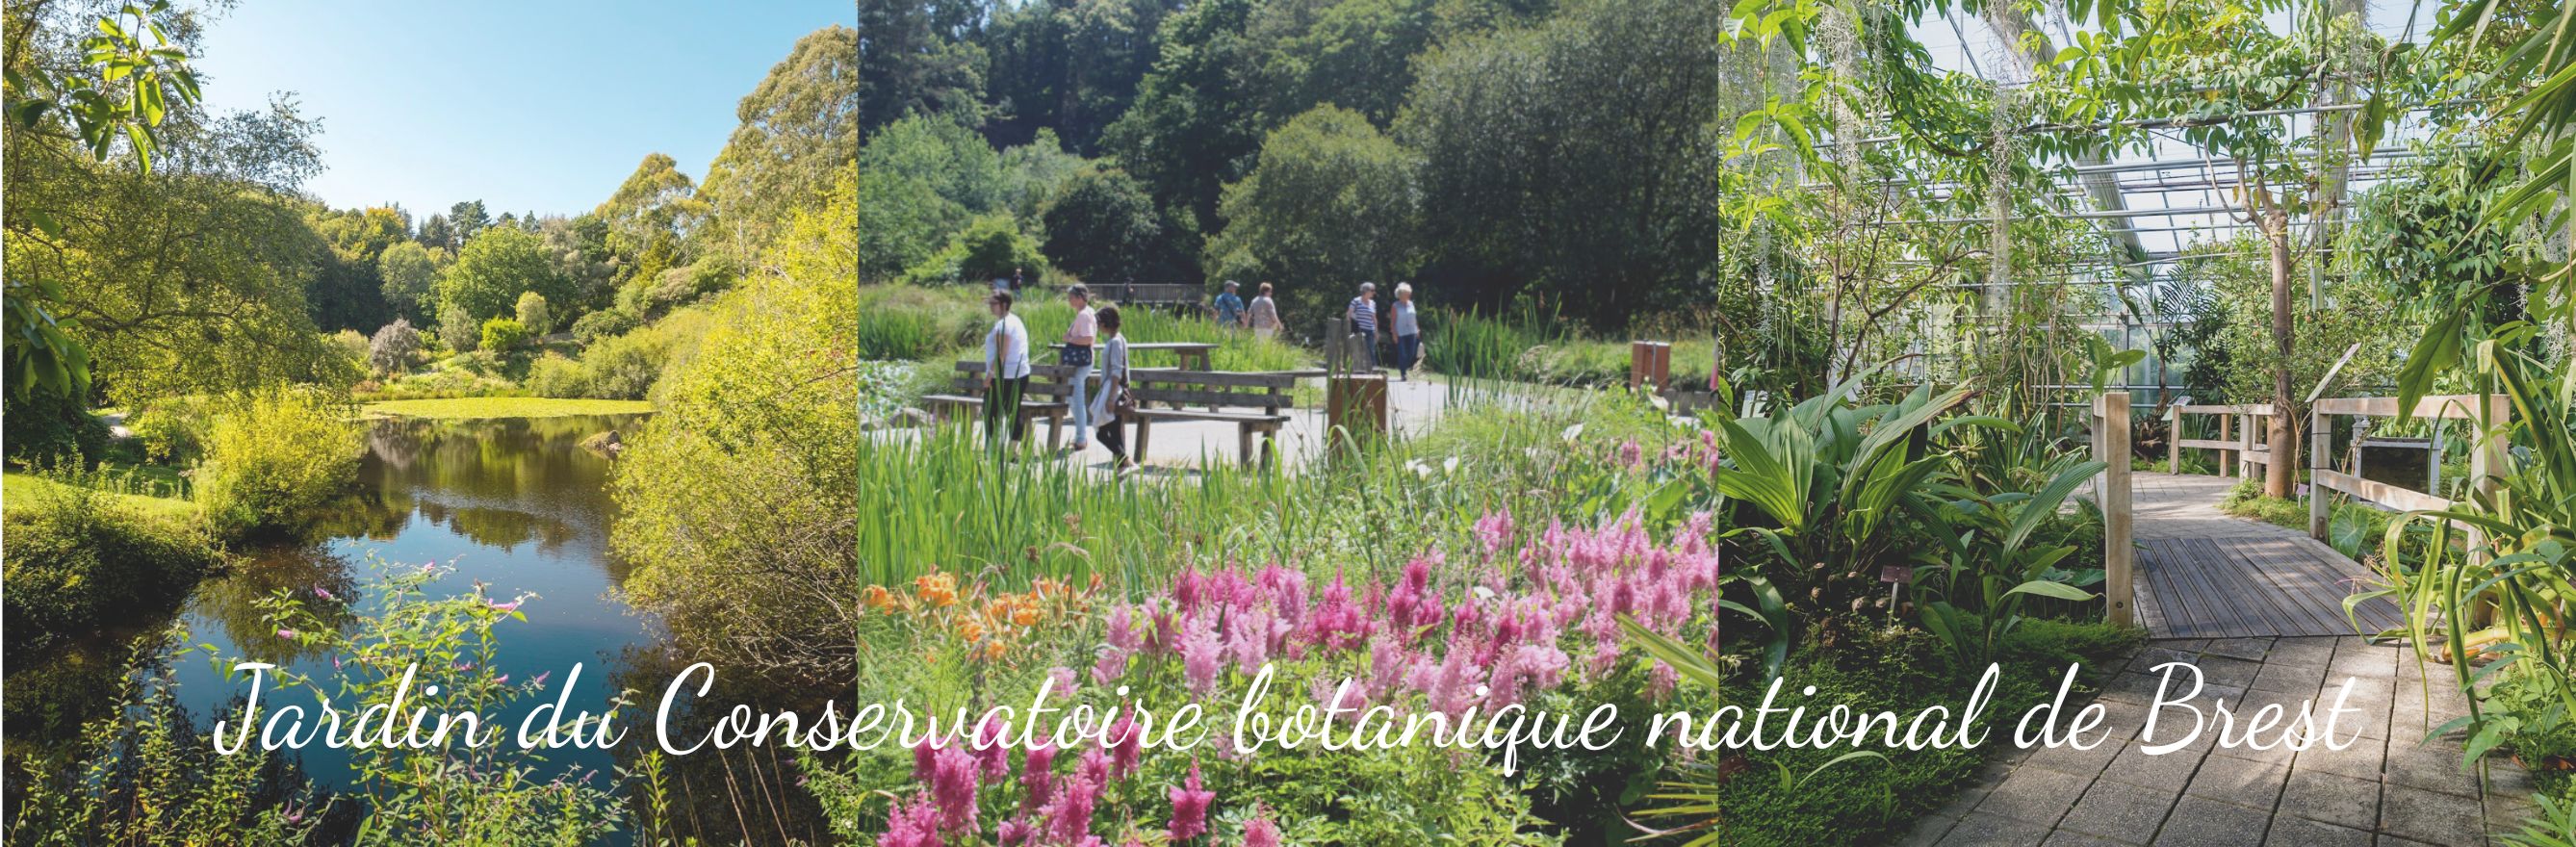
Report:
478,317,531,352
1398,0,1723,324
568,307,640,346
615,174,859,682
1,474,220,661
1040,167,1190,285
375,239,439,321
436,302,479,353
2,0,203,401
1,384,109,464
362,397,653,420
899,212,1047,287
193,386,364,540
858,115,1005,280
438,226,566,324
1205,105,1421,321
526,308,709,401
2357,331,2576,776
704,25,858,255
514,292,553,336
366,318,422,375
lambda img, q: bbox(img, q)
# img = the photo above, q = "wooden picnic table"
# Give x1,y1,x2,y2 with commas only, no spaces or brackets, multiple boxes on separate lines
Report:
1053,342,1215,372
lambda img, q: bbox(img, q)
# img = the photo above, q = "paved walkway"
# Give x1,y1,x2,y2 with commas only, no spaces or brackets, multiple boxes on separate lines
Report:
2127,473,2407,638
1901,637,2539,846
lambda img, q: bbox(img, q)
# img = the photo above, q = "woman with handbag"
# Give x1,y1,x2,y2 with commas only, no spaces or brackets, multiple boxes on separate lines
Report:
1091,305,1139,474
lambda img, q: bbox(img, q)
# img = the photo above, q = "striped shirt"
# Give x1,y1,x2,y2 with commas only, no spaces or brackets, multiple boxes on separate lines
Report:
1349,296,1377,332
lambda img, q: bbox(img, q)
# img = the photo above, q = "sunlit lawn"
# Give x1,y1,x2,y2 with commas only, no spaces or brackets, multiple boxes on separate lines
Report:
362,397,655,420
1,472,198,523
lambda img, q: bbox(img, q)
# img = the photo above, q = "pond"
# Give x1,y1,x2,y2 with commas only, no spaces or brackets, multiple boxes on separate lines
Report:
170,413,660,785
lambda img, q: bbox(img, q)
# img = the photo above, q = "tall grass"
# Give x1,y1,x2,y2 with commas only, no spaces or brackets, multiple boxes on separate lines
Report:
856,391,1679,592
858,282,1314,372
1425,304,1716,386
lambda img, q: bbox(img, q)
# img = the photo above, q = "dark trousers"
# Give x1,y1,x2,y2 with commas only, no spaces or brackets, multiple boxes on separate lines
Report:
1096,419,1126,463
1396,333,1420,375
1355,329,1378,370
984,375,1028,444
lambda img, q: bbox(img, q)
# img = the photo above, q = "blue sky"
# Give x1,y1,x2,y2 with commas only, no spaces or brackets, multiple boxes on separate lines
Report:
193,0,850,221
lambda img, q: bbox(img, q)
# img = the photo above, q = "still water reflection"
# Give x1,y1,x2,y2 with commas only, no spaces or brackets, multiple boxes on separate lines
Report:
170,413,660,784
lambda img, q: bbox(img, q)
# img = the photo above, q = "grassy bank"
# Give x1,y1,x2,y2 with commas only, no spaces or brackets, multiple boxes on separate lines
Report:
362,398,655,420
0,473,195,523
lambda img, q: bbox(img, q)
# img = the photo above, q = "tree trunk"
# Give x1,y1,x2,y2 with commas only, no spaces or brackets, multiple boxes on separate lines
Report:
2265,206,2299,499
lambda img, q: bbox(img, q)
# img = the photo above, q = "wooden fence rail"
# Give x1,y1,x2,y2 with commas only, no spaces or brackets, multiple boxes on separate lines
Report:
2166,403,2275,477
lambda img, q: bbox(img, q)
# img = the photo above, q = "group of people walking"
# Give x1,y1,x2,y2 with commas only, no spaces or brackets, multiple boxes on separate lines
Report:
980,285,1139,473
978,277,1428,471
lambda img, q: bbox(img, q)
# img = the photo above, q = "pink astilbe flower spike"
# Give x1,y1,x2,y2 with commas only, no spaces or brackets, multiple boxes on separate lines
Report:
1241,807,1282,847
930,746,980,833
1166,761,1215,842
877,793,941,847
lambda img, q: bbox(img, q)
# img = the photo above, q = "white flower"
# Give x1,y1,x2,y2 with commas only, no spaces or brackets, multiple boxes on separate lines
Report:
1404,459,1432,479
1442,456,1460,475
1560,423,1585,443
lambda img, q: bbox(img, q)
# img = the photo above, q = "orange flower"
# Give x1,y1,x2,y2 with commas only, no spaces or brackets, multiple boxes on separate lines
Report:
862,584,894,610
981,640,1008,661
958,619,987,644
914,573,958,607
1011,604,1041,628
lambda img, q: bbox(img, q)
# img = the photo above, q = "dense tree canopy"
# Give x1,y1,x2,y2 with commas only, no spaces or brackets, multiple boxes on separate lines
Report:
437,226,566,325
703,25,861,256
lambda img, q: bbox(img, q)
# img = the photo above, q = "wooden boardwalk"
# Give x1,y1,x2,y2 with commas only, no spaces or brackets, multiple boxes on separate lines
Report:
2126,473,2406,638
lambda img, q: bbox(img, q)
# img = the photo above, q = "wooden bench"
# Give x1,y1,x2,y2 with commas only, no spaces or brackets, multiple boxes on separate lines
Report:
923,362,1094,449
1123,370,1301,467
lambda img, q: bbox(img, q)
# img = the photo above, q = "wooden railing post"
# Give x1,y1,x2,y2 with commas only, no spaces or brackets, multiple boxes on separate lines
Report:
2166,406,2180,473
2308,408,2332,540
2097,392,2135,629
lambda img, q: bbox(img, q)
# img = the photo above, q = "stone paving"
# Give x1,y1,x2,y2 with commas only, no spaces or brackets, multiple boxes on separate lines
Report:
1898,636,2540,846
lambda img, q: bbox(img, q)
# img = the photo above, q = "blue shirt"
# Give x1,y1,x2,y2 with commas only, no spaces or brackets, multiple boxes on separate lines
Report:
1214,292,1245,324
1349,296,1377,332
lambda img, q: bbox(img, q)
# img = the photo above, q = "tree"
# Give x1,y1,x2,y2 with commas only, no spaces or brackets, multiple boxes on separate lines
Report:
1100,0,1265,234
417,214,454,253
437,226,566,323
977,0,1175,153
437,303,478,352
515,292,553,336
1205,106,1419,319
1041,168,1189,285
858,3,981,136
855,116,1004,280
448,200,489,244
704,25,862,255
367,319,421,374
902,214,1047,286
377,241,439,321
3,0,205,401
596,153,707,258
1398,0,1723,323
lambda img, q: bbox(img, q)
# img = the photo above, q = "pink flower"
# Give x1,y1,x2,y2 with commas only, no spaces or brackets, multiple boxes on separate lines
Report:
275,629,297,641
877,793,941,847
1166,761,1215,841
488,599,523,612
1107,711,1144,778
1242,808,1282,847
1092,647,1129,685
1179,613,1224,694
493,674,509,685
312,585,337,602
931,746,980,833
1021,743,1057,804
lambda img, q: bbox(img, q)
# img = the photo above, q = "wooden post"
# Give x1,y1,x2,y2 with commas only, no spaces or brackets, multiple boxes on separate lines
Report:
2428,420,2445,497
2216,412,2233,475
2166,407,2180,474
2308,408,2332,540
2237,411,2253,478
2098,392,2135,629
2467,395,2511,626
1630,342,1672,393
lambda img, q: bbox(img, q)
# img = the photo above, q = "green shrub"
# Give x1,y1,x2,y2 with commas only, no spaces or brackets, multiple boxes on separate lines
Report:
514,291,554,335
898,213,1046,286
570,307,640,345
438,302,479,352
193,387,365,540
478,317,531,351
526,309,709,400
1,388,109,464
1,479,222,661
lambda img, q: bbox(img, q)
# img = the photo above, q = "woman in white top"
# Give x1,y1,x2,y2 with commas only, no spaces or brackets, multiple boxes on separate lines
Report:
1061,285,1097,451
1247,281,1283,343
1090,305,1137,473
982,290,1032,445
